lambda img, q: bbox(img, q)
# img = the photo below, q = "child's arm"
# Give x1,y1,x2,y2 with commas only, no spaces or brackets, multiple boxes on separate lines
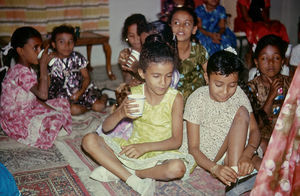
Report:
119,93,184,158
262,78,282,115
237,113,261,176
102,97,139,132
30,45,52,100
187,121,237,186
218,19,226,35
197,18,221,44
71,67,90,101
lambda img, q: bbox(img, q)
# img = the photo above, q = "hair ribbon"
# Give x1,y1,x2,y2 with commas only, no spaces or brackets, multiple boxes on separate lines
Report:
1,42,13,55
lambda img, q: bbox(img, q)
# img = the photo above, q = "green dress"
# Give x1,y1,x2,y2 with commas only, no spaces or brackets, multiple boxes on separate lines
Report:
177,42,208,102
102,84,195,180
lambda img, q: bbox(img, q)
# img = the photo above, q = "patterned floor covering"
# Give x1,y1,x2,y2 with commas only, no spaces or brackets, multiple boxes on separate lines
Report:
0,136,67,173
62,134,225,196
14,165,90,196
0,110,108,196
0,108,227,195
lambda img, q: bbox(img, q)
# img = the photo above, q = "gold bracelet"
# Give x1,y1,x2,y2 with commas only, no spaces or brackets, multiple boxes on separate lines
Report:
210,164,219,177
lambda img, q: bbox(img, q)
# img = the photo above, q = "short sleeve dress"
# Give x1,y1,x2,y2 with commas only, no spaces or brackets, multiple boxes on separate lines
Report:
177,42,208,103
48,51,102,108
247,75,291,140
101,84,195,180
184,86,252,161
0,64,72,149
195,4,237,55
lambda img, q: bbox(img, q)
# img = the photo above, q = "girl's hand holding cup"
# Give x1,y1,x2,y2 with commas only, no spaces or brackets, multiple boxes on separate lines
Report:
120,94,145,119
121,49,140,73
38,45,56,67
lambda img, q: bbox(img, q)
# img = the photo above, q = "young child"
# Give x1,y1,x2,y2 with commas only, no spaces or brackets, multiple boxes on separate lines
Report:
48,25,107,115
0,26,72,149
117,18,179,106
82,34,194,195
169,7,208,102
247,34,291,153
184,49,261,192
118,14,147,85
195,0,236,56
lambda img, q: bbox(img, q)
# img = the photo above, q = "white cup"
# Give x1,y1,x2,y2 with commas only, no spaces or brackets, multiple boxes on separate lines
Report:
127,94,145,117
127,49,140,67
37,49,56,66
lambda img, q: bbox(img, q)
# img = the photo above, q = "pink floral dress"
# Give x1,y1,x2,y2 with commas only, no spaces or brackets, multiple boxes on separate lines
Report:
0,64,72,149
250,67,300,195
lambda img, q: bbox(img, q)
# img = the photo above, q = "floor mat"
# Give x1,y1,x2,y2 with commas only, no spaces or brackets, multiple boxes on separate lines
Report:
63,135,225,196
14,165,90,196
0,137,67,173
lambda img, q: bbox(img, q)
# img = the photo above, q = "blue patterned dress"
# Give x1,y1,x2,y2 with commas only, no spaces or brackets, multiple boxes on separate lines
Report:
195,4,236,55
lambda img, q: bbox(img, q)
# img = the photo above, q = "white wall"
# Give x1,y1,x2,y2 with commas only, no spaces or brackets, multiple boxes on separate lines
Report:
270,0,300,44
75,0,160,67
76,0,300,67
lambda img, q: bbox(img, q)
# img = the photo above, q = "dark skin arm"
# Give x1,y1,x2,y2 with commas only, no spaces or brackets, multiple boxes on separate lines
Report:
30,45,53,100
187,121,237,186
70,67,90,101
262,77,283,115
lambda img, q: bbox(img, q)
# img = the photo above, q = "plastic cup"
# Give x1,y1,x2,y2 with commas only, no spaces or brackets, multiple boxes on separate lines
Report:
127,94,145,117
37,49,56,66
127,49,140,67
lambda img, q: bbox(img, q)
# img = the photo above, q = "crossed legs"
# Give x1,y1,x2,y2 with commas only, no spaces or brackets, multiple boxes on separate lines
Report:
81,133,186,181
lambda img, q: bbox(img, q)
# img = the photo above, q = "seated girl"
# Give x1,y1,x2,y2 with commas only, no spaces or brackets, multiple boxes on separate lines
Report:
195,0,236,56
81,34,194,195
247,34,291,154
0,26,72,149
184,49,261,192
48,25,107,115
168,7,208,102
118,14,147,86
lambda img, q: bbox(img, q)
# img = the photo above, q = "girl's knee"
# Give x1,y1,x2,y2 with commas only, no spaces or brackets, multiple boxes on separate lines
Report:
165,160,186,179
82,132,99,152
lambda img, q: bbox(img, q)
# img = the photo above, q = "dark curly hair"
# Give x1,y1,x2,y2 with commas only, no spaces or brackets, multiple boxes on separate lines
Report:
51,24,76,43
121,14,147,43
139,34,179,73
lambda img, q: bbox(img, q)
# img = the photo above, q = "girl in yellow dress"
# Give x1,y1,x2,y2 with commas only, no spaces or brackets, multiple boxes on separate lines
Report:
82,34,194,196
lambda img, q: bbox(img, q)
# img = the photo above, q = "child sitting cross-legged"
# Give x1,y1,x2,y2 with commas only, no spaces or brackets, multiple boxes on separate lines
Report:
81,34,194,196
184,48,261,194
